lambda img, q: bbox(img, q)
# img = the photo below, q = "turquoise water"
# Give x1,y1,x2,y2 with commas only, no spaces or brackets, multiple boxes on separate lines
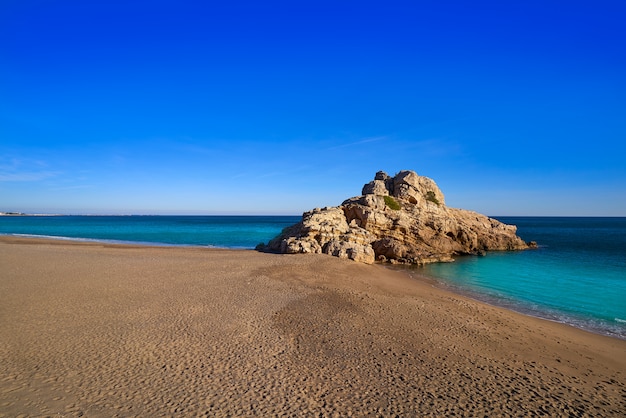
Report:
415,217,626,339
1,215,625,338
0,215,300,249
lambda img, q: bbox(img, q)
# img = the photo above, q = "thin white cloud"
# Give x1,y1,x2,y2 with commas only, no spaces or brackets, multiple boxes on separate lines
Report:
326,136,389,151
0,171,60,182
49,184,93,191
0,156,59,182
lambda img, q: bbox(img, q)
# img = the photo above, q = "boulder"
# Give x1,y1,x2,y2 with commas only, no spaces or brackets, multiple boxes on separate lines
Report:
262,170,536,264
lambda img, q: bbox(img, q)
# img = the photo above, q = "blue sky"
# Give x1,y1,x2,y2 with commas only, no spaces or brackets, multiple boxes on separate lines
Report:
1,1,625,215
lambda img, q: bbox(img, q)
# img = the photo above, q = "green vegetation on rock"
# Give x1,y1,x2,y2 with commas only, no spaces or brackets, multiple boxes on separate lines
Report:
383,195,401,210
426,191,440,205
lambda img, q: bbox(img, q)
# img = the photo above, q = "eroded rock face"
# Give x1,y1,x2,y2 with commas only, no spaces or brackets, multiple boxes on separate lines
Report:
262,170,535,264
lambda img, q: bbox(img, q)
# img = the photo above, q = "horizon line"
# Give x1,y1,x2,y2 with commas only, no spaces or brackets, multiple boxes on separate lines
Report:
3,212,626,218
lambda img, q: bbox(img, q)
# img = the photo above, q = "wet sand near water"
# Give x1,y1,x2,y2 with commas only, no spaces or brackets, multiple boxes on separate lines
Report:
1,236,625,416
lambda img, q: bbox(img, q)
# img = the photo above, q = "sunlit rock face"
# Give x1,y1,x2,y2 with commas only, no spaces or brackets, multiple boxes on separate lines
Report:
263,170,535,264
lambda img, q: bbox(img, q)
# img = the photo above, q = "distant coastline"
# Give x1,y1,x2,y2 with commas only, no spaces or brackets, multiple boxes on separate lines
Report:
0,212,61,217
2,212,624,218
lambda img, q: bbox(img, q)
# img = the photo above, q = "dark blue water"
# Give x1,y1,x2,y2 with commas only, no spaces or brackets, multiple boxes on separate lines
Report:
1,215,625,338
0,215,300,249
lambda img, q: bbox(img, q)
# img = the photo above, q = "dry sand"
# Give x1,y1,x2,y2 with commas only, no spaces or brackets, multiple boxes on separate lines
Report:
1,236,625,417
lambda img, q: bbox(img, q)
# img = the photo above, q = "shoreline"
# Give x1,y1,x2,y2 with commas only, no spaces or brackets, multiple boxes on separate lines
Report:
1,236,625,416
0,233,256,250
4,233,625,340
389,264,626,341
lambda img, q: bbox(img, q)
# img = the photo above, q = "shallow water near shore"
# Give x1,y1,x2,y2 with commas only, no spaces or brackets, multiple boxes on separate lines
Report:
407,217,626,339
1,215,625,339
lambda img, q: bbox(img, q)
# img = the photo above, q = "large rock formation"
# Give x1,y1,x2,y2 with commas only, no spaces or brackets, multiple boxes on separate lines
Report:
262,170,536,264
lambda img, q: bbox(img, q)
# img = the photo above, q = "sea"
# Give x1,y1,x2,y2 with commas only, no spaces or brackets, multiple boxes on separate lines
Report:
1,215,625,339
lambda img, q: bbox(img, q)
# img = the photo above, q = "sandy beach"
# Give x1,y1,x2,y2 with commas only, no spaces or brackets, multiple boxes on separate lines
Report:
1,236,624,417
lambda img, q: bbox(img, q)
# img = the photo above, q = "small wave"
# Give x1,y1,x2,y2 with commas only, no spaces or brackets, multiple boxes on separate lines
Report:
6,233,254,250
8,233,164,246
616,318,626,324
12,233,96,242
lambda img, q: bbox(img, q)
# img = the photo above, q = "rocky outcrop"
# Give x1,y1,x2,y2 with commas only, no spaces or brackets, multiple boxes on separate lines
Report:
261,170,536,264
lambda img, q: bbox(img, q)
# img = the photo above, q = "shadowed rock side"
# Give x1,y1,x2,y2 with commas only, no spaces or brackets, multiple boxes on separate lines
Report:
262,170,536,264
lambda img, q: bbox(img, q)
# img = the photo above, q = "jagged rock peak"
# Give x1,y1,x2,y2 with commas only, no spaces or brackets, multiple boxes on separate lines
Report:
261,170,536,265
361,170,446,206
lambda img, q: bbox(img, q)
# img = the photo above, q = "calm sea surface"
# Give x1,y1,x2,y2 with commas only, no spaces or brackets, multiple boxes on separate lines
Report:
1,215,625,339
0,215,300,249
